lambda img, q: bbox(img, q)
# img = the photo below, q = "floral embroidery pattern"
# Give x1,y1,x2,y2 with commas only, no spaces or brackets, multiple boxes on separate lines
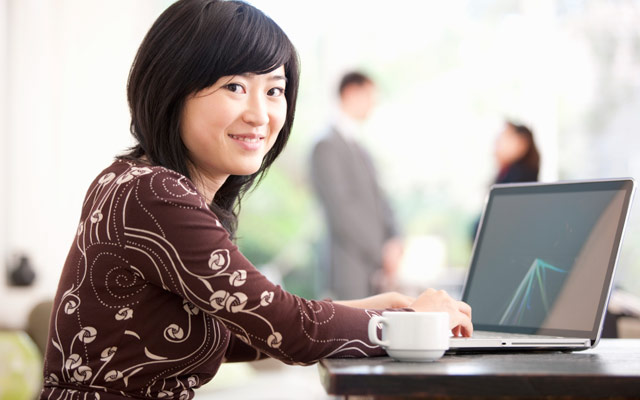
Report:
43,161,383,399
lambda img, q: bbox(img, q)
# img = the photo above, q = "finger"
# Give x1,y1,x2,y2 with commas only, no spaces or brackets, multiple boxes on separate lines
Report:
393,294,412,308
424,288,437,296
452,325,461,337
457,301,472,318
458,316,473,337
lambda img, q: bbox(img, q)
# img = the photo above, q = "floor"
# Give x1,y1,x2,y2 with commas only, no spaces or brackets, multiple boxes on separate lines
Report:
195,358,337,400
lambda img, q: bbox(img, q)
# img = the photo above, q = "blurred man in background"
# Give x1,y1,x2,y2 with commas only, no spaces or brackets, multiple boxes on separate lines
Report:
311,71,404,300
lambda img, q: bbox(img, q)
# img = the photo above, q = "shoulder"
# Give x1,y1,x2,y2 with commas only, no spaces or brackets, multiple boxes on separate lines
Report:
499,162,538,183
100,159,209,215
313,125,343,145
312,128,344,156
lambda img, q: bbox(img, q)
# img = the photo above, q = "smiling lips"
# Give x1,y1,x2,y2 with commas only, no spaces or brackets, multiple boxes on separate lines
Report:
228,133,265,150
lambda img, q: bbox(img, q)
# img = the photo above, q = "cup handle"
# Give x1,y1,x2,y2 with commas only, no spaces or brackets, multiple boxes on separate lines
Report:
368,315,390,347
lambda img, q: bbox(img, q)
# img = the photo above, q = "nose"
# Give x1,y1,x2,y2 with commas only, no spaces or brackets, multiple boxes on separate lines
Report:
242,93,269,127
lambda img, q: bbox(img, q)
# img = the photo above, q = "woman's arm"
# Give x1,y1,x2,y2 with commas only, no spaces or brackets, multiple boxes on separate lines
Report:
334,292,414,309
335,290,473,337
123,169,387,364
224,334,269,363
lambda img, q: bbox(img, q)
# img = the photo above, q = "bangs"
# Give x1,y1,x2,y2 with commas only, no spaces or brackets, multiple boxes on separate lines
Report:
195,1,295,88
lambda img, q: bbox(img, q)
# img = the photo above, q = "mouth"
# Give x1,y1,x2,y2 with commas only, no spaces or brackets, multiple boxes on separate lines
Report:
228,134,265,143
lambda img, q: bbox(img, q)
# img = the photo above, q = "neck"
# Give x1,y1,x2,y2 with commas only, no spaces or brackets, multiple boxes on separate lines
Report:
188,165,228,204
138,155,225,204
336,109,361,140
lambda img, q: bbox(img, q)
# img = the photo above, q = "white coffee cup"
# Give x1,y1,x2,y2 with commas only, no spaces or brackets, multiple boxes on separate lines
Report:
368,311,450,362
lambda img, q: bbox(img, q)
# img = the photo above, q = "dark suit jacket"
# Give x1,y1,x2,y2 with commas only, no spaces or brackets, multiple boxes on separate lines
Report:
310,128,397,300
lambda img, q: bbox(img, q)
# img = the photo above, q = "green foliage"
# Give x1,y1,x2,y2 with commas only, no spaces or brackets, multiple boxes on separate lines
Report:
236,167,311,265
235,166,322,298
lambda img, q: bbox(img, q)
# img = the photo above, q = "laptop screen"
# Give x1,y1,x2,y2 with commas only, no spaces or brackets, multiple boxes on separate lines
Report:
462,179,634,338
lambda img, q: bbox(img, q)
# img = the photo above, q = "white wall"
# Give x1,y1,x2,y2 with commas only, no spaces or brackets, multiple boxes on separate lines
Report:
1,0,166,328
0,0,7,290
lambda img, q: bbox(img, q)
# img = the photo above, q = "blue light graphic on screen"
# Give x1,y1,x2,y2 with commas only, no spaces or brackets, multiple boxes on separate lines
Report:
499,258,566,325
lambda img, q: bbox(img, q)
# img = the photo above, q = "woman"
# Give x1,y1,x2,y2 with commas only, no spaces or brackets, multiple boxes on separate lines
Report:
41,1,472,398
471,120,540,241
494,121,540,184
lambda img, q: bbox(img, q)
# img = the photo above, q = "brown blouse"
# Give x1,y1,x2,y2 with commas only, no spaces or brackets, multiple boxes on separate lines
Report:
41,160,386,400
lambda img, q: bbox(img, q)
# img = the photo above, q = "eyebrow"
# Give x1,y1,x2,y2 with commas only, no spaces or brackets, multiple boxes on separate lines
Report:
240,72,288,83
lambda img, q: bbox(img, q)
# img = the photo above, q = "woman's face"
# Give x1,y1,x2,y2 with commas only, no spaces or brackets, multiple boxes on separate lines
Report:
494,124,528,166
180,66,287,183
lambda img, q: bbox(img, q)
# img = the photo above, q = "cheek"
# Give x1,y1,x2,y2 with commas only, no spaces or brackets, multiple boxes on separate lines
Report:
181,119,211,154
180,105,200,150
275,100,287,127
494,137,506,153
269,104,287,141
266,130,281,153
185,95,236,134
514,138,529,157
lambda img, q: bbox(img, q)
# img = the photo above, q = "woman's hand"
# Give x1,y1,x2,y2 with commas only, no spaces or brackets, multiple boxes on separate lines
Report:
409,288,473,337
334,292,415,310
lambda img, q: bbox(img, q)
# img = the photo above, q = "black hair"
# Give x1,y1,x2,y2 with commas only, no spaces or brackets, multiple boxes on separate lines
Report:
505,120,540,175
121,0,300,238
338,71,373,96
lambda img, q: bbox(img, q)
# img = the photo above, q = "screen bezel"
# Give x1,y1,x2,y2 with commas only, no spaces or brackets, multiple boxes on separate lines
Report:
461,178,635,340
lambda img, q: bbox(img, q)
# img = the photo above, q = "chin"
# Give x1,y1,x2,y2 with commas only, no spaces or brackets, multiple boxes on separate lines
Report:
232,165,263,177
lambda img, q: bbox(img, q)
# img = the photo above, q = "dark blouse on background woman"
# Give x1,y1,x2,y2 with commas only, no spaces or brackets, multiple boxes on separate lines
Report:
495,161,539,184
41,160,385,400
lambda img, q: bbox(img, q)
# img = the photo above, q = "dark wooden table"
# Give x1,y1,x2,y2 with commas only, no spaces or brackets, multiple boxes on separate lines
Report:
318,339,640,399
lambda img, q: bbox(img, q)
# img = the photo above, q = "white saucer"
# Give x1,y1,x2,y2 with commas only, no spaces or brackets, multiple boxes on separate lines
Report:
386,348,446,362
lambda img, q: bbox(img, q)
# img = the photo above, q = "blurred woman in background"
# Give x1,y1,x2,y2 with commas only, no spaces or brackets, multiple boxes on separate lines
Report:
494,120,540,184
471,120,540,242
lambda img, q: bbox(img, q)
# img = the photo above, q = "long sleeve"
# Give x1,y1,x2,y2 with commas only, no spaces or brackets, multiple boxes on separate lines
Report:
42,161,389,400
224,334,268,362
122,166,386,364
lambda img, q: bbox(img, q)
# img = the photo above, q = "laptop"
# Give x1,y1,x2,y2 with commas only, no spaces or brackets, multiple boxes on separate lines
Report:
449,178,635,352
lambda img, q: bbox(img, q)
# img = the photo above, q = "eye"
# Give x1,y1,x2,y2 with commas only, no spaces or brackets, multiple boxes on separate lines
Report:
267,87,285,97
225,83,245,94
